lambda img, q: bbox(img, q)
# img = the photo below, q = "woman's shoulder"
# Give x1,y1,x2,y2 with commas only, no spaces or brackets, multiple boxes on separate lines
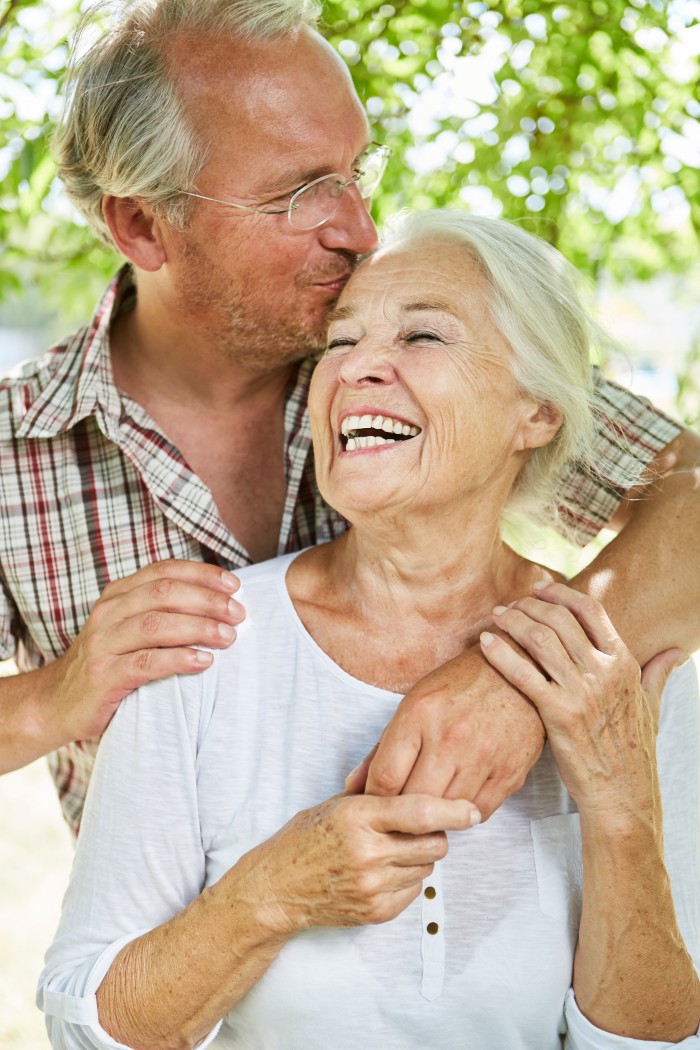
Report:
234,551,300,588
230,551,302,618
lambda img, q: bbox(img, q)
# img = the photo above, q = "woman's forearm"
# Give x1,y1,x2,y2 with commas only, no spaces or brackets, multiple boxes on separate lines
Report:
96,791,472,1049
97,846,291,1050
574,810,700,1041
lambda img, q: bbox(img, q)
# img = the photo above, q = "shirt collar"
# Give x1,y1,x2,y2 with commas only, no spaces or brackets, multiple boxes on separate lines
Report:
16,266,134,441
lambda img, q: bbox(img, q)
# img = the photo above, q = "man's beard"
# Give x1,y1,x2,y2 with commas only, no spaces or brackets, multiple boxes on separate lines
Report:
180,244,358,373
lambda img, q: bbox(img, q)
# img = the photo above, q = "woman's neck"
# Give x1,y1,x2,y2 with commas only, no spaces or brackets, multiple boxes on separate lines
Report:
288,507,550,693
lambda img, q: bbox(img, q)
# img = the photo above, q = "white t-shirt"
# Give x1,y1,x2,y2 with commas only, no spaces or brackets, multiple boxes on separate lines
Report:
38,553,700,1049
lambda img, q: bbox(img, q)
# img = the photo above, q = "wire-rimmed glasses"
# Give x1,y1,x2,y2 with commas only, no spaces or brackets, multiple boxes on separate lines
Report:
181,143,391,231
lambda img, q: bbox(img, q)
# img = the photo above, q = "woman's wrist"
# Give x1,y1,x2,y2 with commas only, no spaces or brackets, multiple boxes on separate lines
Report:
215,842,302,947
578,793,663,849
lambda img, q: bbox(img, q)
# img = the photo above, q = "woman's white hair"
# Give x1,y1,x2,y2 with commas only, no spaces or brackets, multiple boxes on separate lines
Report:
52,0,322,243
380,209,636,538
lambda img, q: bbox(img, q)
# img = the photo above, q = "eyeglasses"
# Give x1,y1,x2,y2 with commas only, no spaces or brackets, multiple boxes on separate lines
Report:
181,143,391,231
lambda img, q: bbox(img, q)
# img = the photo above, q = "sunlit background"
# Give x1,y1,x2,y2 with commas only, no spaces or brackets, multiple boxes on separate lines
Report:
1,0,699,1044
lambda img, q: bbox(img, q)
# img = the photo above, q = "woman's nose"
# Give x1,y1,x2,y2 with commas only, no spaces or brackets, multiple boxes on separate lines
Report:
337,338,396,387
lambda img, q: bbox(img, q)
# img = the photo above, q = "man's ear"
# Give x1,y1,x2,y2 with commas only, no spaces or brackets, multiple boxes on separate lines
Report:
515,401,563,452
102,196,166,272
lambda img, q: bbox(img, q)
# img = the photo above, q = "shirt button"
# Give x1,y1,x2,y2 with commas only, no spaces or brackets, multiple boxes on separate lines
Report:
424,886,437,899
426,921,439,935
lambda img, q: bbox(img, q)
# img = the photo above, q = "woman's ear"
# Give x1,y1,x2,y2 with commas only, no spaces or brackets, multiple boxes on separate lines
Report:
102,195,167,272
515,401,563,452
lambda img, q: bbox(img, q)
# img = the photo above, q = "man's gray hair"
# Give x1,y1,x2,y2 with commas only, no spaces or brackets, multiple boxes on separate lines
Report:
380,210,636,538
53,0,323,243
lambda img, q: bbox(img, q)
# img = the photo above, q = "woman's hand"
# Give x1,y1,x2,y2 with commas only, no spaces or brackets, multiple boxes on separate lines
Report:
248,792,480,937
479,583,686,826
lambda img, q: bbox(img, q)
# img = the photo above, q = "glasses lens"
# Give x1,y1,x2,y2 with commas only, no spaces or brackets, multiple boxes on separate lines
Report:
288,147,390,230
289,175,345,231
356,146,390,198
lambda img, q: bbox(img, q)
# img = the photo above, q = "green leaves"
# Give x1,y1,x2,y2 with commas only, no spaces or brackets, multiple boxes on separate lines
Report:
0,0,698,410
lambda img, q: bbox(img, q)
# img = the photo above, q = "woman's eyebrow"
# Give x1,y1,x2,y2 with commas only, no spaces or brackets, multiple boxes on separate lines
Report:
327,302,358,324
328,299,461,325
400,300,460,317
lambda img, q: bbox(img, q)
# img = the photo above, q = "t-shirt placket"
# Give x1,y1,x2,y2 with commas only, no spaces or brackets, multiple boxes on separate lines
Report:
420,860,445,1001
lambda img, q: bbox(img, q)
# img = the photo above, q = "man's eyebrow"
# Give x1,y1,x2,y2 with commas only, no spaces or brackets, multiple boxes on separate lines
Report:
254,167,327,197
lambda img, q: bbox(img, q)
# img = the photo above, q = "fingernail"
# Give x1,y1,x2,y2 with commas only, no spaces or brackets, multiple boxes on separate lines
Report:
194,650,213,666
492,605,507,616
220,571,239,590
344,764,361,785
470,809,482,827
532,580,550,591
228,598,244,618
480,631,496,646
218,623,236,641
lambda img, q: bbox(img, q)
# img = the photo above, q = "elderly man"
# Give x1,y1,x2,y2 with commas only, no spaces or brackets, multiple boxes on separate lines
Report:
0,0,697,834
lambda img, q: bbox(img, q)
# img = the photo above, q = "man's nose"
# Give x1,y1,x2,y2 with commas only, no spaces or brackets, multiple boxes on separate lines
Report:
319,183,379,256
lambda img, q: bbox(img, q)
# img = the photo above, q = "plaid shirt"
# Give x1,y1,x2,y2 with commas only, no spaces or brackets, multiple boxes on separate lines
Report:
0,268,682,835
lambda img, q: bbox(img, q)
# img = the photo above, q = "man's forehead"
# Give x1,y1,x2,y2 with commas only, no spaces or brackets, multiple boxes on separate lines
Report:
166,26,358,113
166,26,370,194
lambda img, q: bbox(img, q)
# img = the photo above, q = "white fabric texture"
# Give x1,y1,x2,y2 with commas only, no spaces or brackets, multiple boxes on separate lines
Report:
38,552,700,1050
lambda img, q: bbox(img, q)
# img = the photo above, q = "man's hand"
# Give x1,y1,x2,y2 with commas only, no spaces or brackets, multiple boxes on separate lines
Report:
42,559,244,745
2,559,245,774
345,646,545,820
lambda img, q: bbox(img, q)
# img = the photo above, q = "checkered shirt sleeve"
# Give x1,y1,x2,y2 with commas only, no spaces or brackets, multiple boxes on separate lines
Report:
557,371,683,545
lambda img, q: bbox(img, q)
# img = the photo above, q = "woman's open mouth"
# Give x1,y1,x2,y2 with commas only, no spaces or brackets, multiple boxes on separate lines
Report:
340,413,421,452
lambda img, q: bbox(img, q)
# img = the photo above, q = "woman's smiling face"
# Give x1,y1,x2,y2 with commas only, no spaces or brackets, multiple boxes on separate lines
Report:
309,234,558,526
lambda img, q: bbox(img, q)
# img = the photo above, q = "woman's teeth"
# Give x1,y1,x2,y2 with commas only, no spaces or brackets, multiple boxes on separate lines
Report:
341,413,421,451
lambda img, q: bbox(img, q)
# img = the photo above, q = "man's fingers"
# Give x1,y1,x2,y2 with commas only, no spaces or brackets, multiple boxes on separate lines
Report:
344,744,378,793
364,723,422,797
104,610,238,656
101,577,245,626
371,794,480,835
109,646,215,695
102,559,240,598
399,754,461,799
470,777,512,822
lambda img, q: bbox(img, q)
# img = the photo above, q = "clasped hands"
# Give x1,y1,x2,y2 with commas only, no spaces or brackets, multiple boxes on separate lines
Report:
50,559,681,825
48,559,685,938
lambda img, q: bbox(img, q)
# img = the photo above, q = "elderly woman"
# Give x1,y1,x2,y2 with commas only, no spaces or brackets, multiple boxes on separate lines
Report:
39,212,700,1049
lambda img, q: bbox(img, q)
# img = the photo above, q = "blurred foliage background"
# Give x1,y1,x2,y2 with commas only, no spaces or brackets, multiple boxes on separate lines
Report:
1,0,699,421
0,6,698,1043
